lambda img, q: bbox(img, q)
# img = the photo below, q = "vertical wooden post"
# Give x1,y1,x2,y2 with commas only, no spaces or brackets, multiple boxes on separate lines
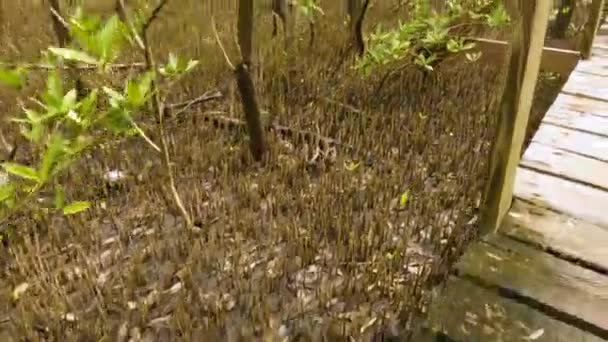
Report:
480,0,551,235
580,0,605,59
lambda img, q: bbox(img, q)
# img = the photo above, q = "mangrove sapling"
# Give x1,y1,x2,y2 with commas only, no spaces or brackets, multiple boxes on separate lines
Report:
211,0,266,162
48,0,86,99
116,0,194,229
0,5,199,230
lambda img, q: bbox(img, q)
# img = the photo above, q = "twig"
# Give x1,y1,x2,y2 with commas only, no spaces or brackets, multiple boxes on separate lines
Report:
135,0,193,230
211,16,235,70
117,0,146,50
167,89,223,117
0,62,146,70
319,96,362,114
174,110,355,154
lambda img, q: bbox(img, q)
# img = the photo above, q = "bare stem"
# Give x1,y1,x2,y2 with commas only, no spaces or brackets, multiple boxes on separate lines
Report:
128,0,194,229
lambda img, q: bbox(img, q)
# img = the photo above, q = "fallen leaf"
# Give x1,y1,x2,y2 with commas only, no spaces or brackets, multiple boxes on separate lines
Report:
12,282,29,301
528,328,544,340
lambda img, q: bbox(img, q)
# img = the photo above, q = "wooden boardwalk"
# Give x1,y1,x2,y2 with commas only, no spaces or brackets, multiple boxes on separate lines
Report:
425,26,608,341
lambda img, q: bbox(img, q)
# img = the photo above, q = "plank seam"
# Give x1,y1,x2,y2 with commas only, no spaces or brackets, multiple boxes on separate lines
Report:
498,230,608,275
541,120,608,139
561,90,608,103
512,196,608,230
454,271,608,340
574,69,608,78
550,106,608,119
526,140,608,163
518,163,608,193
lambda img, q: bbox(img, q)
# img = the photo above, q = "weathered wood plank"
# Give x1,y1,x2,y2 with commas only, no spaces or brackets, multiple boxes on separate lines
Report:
481,0,551,234
426,276,607,342
501,199,608,272
520,142,608,190
553,93,608,115
575,62,608,76
456,235,608,335
530,124,608,162
544,104,608,137
514,167,608,228
563,72,608,100
474,38,580,75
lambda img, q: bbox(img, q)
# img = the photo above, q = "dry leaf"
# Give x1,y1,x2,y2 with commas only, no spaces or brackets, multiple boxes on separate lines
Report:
528,328,544,340
12,282,29,301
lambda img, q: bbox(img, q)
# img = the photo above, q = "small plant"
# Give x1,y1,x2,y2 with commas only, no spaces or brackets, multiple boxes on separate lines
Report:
355,0,509,74
0,6,198,228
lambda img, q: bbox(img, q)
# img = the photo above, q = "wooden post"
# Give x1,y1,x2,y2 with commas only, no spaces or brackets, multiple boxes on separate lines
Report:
480,0,551,235
580,0,605,59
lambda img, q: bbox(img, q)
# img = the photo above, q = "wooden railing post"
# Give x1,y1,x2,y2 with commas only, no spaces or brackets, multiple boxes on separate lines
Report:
480,0,551,235
580,0,606,59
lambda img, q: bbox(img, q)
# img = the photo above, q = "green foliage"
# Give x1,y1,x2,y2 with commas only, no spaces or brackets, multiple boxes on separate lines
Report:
294,0,324,20
0,7,199,226
355,0,509,74
0,67,27,89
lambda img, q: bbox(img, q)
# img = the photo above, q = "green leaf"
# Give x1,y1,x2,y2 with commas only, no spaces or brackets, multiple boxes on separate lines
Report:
0,67,26,88
53,185,65,209
62,200,91,215
102,107,132,133
43,70,64,111
0,183,15,202
94,15,126,63
103,86,124,103
399,190,409,207
48,47,99,65
1,163,39,182
19,120,45,143
61,89,78,112
126,71,154,107
39,133,66,182
79,88,98,119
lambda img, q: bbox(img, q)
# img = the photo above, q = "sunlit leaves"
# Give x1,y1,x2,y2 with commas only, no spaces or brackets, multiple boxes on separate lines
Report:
62,200,91,215
485,4,509,28
159,53,199,77
1,163,39,182
0,183,15,202
355,0,507,75
125,71,154,107
295,0,324,20
48,47,99,65
69,11,127,66
39,133,67,183
0,67,27,89
1,6,196,224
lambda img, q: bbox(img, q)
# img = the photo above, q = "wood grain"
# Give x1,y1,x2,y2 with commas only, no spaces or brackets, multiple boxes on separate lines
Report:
501,199,608,272
457,235,608,334
514,167,608,228
520,142,608,190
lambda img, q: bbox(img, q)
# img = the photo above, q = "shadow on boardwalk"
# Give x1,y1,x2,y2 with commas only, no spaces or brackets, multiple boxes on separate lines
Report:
425,25,608,342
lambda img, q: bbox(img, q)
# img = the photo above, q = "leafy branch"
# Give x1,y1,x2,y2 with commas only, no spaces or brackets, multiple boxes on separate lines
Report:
0,5,199,230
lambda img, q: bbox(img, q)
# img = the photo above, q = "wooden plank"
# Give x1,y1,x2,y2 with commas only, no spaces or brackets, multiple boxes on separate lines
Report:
501,199,608,272
520,142,608,191
531,123,608,162
480,0,551,235
544,104,608,137
474,37,580,75
575,61,608,76
580,0,606,59
514,167,608,228
552,93,608,117
456,235,608,336
563,72,608,100
426,276,607,342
